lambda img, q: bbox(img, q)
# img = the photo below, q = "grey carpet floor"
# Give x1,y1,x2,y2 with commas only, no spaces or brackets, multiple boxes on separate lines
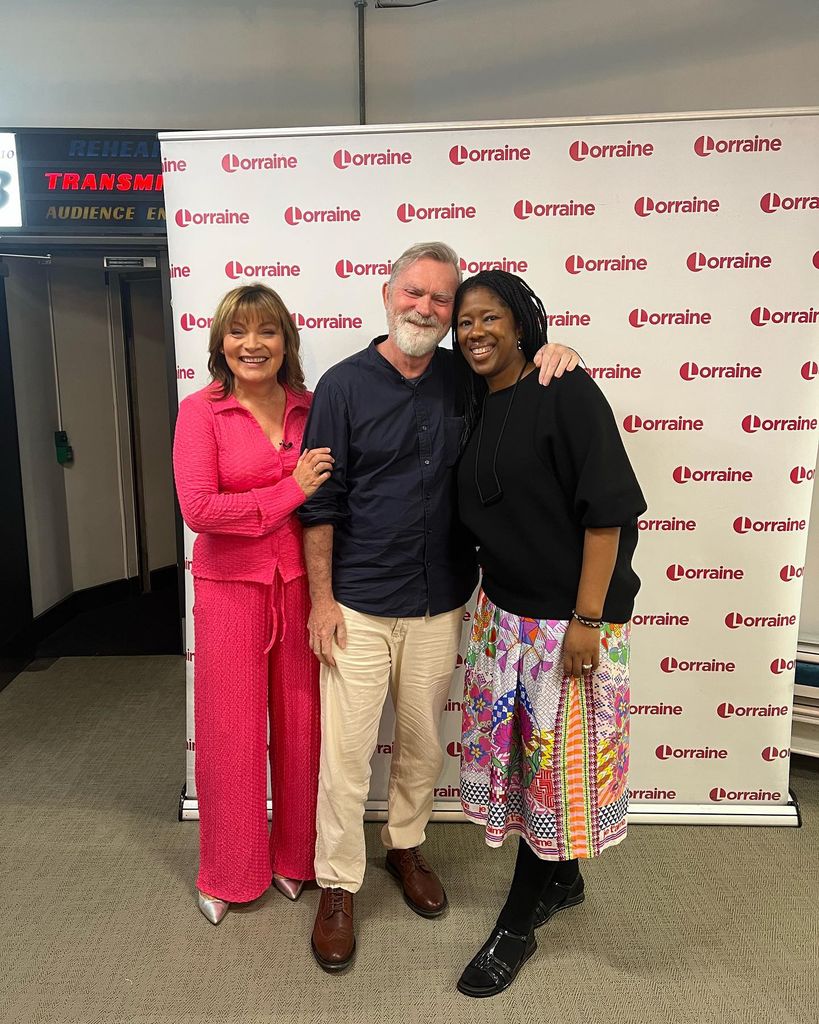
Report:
0,656,817,1024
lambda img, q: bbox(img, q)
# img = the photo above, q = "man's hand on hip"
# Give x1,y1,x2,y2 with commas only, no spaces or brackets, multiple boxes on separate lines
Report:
308,598,347,668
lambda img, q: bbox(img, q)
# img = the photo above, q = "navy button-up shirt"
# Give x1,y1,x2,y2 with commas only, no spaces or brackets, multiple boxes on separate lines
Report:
298,337,478,617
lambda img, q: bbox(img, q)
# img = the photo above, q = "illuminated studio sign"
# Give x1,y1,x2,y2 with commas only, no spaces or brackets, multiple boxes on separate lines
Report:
7,130,166,233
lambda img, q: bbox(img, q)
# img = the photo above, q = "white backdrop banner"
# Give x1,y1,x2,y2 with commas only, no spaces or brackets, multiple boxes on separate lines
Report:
160,111,819,823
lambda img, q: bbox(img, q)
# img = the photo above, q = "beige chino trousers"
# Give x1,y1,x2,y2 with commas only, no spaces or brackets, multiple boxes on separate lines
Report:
314,602,464,893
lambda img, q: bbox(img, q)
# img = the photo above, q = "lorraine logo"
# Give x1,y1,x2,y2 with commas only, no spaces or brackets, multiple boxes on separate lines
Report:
622,414,703,433
679,361,760,381
655,745,727,761
741,413,818,433
724,610,798,629
162,158,186,173
694,134,782,156
732,515,805,534
446,741,462,757
761,746,790,762
175,208,250,228
449,143,530,165
634,195,719,217
513,198,595,220
665,563,744,582
770,658,795,675
225,260,300,280
750,306,769,326
332,147,412,169
396,201,476,222
568,139,653,162
779,564,804,582
565,254,647,275
717,702,788,719
709,787,782,802
292,311,363,330
790,465,816,485
221,152,297,172
672,465,753,484
284,205,361,225
801,361,819,380
686,250,772,272
459,255,529,274
179,313,213,331
760,191,819,213
628,307,711,327
750,305,819,326
659,656,736,673
334,258,393,279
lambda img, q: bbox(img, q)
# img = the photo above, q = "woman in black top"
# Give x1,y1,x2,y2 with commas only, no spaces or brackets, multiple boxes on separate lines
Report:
452,271,646,998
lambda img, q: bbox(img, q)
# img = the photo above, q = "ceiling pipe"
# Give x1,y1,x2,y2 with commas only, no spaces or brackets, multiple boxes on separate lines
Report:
355,0,441,124
354,0,368,125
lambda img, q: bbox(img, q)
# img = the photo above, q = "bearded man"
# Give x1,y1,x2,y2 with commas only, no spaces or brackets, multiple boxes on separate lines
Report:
298,242,578,971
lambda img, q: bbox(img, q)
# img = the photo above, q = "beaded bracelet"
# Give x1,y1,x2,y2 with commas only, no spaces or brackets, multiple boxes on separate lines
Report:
572,610,603,629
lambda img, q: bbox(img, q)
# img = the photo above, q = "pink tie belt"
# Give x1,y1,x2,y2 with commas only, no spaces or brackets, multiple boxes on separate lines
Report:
264,572,288,654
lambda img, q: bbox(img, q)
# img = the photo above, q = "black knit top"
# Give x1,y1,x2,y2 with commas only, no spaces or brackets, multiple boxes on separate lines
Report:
457,368,646,622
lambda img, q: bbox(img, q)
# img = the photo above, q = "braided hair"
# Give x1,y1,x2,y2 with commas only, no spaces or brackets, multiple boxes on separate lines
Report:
451,270,549,442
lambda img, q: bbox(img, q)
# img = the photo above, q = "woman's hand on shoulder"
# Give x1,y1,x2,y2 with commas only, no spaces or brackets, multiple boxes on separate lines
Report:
293,448,334,498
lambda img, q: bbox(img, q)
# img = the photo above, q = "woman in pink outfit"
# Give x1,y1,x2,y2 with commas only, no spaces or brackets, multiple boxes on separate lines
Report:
173,284,333,925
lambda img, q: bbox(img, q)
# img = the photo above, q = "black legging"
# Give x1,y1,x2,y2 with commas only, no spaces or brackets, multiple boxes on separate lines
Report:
496,838,579,934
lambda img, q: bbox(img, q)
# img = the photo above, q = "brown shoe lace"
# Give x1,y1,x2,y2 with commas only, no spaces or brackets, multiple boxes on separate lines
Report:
327,887,349,914
408,847,430,873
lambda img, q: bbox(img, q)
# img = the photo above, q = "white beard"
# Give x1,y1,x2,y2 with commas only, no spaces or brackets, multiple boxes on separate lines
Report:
388,308,449,357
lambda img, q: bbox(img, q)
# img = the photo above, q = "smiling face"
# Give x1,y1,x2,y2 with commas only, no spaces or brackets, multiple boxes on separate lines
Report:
383,257,459,357
455,286,526,391
221,316,285,390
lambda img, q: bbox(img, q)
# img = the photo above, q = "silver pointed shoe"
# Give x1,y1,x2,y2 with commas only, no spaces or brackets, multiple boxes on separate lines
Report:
197,890,229,925
272,874,304,901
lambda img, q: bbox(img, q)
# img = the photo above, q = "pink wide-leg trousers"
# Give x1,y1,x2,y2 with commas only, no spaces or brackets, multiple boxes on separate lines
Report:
193,574,320,902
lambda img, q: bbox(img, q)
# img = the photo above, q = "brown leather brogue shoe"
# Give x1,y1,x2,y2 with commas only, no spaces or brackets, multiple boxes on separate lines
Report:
311,887,355,972
385,847,447,918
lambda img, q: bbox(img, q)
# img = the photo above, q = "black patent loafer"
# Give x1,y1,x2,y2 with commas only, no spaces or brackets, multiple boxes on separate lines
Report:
456,926,537,998
534,873,585,928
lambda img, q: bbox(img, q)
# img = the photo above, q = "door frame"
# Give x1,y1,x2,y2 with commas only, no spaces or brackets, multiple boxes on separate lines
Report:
0,266,34,688
0,236,183,660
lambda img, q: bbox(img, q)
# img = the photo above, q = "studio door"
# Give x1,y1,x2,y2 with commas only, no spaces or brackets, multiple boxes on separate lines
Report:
115,271,178,594
2,249,181,658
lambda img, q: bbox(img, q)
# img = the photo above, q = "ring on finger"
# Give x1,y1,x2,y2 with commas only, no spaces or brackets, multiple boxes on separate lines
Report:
582,663,593,670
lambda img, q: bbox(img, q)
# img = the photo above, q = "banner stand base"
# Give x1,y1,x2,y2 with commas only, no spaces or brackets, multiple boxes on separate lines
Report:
178,785,801,827
624,792,801,827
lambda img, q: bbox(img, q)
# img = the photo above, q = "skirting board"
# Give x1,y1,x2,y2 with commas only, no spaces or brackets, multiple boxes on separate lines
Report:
178,787,801,827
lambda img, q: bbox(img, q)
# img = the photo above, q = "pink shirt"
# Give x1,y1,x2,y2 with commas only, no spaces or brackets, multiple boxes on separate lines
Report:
173,382,312,585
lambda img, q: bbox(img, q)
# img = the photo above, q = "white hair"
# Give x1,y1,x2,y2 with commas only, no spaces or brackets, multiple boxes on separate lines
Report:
387,241,462,290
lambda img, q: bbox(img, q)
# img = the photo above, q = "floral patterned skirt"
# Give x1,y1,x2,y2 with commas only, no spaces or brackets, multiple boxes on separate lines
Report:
460,589,631,860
